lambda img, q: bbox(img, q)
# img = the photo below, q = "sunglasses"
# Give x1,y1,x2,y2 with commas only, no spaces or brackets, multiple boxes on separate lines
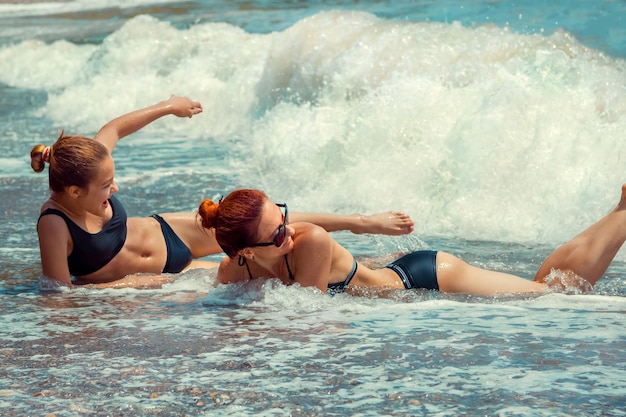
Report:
248,203,289,248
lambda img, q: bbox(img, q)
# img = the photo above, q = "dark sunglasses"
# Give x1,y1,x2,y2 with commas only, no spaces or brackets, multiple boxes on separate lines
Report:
248,203,289,248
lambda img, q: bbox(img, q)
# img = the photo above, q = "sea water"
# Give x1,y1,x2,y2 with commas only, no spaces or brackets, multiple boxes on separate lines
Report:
1,1,625,415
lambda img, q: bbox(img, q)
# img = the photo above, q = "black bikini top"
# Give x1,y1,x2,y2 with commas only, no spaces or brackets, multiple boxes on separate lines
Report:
37,195,128,277
239,255,294,281
326,259,358,294
240,254,358,294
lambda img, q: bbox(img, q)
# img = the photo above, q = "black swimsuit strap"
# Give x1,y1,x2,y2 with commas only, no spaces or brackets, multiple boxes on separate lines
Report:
238,254,295,281
284,254,295,281
238,255,254,280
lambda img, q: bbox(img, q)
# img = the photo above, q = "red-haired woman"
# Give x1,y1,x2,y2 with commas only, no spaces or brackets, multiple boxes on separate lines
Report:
198,188,626,296
30,96,414,289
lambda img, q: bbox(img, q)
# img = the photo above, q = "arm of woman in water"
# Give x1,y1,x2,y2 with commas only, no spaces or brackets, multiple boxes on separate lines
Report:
93,95,202,152
290,211,415,236
89,274,176,289
37,214,73,286
216,257,246,285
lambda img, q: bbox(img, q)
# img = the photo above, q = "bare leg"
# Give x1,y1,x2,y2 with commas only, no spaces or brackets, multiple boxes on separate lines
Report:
436,252,546,296
534,184,626,285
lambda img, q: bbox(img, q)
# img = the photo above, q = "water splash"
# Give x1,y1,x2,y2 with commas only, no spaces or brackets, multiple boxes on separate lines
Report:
543,268,594,294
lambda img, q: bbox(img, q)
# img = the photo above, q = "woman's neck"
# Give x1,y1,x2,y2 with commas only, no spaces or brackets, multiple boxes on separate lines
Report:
48,193,85,218
250,253,290,280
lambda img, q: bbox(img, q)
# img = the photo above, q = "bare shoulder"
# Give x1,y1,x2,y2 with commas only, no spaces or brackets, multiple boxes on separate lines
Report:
290,223,336,291
292,222,334,249
38,198,60,214
38,209,73,284
217,256,246,284
293,222,328,237
37,209,69,235
37,212,71,260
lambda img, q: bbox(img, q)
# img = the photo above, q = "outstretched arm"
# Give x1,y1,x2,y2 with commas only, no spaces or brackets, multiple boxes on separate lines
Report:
93,95,203,152
290,211,414,236
89,274,176,289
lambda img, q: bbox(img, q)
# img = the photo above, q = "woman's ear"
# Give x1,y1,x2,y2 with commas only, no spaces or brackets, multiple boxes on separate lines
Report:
66,185,84,199
238,248,255,261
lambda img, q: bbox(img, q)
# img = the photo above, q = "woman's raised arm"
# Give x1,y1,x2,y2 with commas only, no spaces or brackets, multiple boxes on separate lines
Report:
94,96,202,152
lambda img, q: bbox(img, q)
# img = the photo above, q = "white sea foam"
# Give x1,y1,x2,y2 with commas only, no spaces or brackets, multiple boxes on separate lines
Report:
2,5,626,417
0,0,186,17
3,11,625,248
5,10,621,246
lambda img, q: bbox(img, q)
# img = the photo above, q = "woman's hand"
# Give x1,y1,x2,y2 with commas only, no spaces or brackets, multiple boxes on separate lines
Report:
165,95,203,118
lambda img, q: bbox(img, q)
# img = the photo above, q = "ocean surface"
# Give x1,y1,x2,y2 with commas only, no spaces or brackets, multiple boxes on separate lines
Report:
1,1,626,415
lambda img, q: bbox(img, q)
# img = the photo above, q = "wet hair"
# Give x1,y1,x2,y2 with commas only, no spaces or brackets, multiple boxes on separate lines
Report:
198,189,267,258
30,131,110,192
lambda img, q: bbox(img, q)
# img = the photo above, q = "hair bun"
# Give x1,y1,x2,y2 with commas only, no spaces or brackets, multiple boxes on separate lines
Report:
198,199,219,229
30,144,49,173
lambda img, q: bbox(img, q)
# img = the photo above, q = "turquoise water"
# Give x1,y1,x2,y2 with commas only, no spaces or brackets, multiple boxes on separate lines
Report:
1,1,626,415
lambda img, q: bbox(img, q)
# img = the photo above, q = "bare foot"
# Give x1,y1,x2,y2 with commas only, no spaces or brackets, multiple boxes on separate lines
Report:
351,211,414,235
